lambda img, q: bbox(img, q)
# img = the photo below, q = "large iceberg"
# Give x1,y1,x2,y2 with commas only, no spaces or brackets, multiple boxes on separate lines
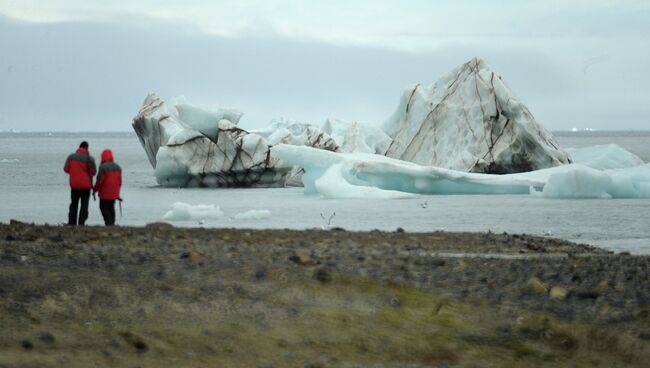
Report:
133,58,624,191
383,58,571,173
132,93,339,187
271,143,650,199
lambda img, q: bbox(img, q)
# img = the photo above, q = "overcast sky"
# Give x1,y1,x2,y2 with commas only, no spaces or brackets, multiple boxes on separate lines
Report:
0,0,648,131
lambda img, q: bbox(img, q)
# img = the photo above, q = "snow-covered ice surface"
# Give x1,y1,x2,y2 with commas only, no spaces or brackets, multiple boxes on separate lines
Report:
0,131,649,254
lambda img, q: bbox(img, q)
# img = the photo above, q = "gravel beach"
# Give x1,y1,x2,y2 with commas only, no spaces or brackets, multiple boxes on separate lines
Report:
1,221,648,367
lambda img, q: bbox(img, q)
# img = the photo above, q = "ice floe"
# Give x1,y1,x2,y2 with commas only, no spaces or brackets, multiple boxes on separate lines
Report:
162,202,224,221
232,209,272,220
271,144,650,199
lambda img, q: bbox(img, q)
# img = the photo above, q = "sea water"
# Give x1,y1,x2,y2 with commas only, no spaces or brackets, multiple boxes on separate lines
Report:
0,131,649,254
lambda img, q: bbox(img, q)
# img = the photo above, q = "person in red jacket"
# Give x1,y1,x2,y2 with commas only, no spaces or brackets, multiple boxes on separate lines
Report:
64,141,97,225
93,149,122,226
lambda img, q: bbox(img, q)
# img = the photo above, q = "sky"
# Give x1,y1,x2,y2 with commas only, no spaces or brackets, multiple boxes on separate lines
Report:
0,0,648,131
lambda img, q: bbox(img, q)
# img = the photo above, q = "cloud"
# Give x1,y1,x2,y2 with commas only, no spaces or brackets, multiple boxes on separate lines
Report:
0,2,648,131
2,1,648,50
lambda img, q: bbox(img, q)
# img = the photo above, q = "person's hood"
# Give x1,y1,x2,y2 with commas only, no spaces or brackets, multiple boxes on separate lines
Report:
76,147,89,155
101,149,113,163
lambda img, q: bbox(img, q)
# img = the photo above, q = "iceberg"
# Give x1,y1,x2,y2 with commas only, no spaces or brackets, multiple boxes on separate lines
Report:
163,202,224,221
383,58,571,173
133,58,633,192
132,93,339,187
232,209,272,220
271,144,650,199
566,144,644,170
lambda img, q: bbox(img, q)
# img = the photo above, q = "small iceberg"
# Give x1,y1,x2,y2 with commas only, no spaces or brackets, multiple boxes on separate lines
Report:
162,202,224,222
232,209,272,220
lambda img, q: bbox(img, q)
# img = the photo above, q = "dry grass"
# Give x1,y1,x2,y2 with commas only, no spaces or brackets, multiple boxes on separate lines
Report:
1,266,648,368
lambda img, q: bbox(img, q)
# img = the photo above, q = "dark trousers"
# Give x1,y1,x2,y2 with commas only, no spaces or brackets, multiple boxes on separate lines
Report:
68,189,90,225
99,199,116,226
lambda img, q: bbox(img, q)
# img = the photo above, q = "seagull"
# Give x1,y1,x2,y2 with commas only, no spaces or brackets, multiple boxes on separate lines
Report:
320,212,336,230
583,54,609,75
420,200,428,209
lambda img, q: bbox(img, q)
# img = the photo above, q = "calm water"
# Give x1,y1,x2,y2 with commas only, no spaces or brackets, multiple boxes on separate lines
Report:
1,131,649,254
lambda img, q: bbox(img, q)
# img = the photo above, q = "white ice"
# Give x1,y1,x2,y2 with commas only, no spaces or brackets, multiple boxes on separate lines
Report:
162,202,224,222
382,58,570,173
271,143,650,199
232,209,272,220
321,118,392,154
566,144,644,170
135,58,579,188
133,95,339,188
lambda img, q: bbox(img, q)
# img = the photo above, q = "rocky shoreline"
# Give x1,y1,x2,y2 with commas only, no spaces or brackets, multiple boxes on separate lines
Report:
1,222,648,367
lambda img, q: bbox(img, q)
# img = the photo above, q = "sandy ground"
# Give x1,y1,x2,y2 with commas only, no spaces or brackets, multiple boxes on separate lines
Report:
0,221,648,367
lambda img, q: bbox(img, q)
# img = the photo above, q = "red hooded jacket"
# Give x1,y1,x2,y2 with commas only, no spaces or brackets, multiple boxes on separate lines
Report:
64,147,96,190
93,150,122,200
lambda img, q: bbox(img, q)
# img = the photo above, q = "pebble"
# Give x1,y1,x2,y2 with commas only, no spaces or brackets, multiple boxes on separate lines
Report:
37,332,55,345
20,339,33,350
527,277,548,295
255,268,267,280
550,286,568,300
289,254,316,267
314,268,331,283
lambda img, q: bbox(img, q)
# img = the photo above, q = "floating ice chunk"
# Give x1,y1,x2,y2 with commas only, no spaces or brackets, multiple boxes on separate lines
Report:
272,144,650,199
133,97,340,188
271,143,347,194
233,209,272,220
539,165,612,198
567,144,644,170
315,163,417,199
0,158,19,163
162,202,224,221
604,165,650,198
